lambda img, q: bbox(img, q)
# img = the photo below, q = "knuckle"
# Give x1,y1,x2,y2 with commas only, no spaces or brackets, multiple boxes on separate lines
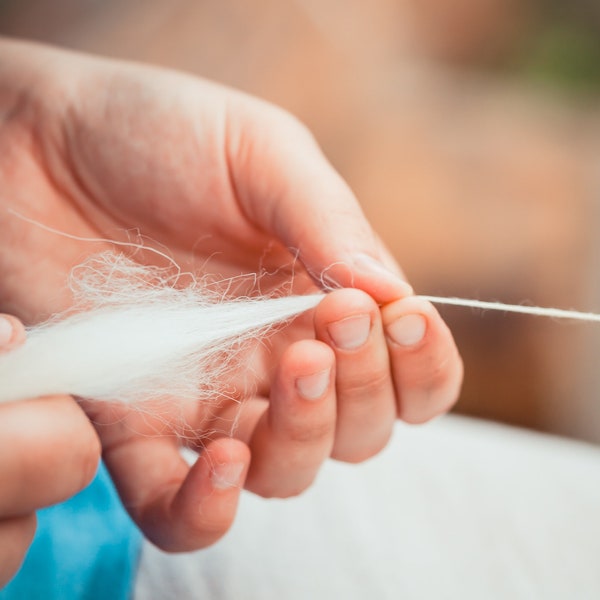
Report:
339,367,391,401
274,481,313,499
428,351,464,411
332,427,393,464
145,531,185,554
254,476,315,500
281,417,334,445
398,349,463,424
400,401,434,425
333,443,384,465
409,347,462,396
400,378,463,425
143,515,231,554
424,353,455,389
186,517,230,548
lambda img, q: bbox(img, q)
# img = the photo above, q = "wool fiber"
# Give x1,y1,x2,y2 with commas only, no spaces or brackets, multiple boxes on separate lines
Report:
0,253,321,405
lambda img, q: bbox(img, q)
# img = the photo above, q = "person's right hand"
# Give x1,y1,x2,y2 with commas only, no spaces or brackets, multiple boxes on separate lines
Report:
0,314,101,588
0,38,462,553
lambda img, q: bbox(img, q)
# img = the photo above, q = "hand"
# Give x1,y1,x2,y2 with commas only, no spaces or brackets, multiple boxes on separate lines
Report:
0,38,463,551
0,315,100,587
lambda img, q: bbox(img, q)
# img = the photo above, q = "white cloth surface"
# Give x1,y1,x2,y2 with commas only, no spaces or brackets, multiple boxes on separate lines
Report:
134,415,600,599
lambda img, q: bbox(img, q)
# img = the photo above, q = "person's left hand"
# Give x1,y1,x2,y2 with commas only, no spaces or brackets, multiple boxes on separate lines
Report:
0,315,101,586
0,39,462,551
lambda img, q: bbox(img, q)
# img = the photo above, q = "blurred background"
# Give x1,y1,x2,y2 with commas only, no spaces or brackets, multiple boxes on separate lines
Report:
1,0,599,441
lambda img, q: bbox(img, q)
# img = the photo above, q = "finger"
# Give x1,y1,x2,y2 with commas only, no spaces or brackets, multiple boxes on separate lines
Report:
382,296,463,424
0,513,36,587
244,339,336,498
226,102,412,303
314,289,397,462
0,314,26,352
0,395,101,516
104,436,249,552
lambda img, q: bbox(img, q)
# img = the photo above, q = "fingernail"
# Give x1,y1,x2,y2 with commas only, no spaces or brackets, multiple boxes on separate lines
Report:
212,462,245,490
296,368,330,400
387,314,427,346
0,317,13,347
328,314,371,350
353,254,414,296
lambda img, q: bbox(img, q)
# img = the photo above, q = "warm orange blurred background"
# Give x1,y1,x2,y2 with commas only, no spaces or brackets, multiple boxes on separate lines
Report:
2,0,600,441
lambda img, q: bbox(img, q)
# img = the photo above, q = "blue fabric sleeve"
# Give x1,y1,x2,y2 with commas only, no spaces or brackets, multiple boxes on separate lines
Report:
0,462,142,600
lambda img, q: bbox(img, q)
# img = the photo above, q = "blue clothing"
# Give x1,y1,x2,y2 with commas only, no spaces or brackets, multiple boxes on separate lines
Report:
0,462,142,600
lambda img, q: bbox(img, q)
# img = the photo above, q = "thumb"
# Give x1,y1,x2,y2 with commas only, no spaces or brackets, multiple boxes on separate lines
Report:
226,103,412,304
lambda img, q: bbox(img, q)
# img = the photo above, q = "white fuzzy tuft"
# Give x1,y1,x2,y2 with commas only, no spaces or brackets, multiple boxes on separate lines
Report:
0,254,322,405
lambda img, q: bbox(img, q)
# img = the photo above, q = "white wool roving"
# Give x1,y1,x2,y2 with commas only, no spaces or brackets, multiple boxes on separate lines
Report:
0,253,322,405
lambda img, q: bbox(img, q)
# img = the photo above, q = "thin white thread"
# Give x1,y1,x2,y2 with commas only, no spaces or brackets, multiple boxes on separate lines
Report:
5,207,183,273
419,296,600,323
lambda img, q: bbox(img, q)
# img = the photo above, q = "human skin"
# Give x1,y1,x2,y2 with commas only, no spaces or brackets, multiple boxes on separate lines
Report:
0,38,463,554
0,315,101,587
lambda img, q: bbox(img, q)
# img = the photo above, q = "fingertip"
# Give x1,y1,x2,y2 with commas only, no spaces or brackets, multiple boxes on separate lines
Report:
315,288,378,353
382,296,463,423
381,296,440,347
280,339,335,380
278,339,334,402
316,287,378,321
317,255,413,304
387,313,428,348
202,437,251,490
166,438,250,551
0,314,26,351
